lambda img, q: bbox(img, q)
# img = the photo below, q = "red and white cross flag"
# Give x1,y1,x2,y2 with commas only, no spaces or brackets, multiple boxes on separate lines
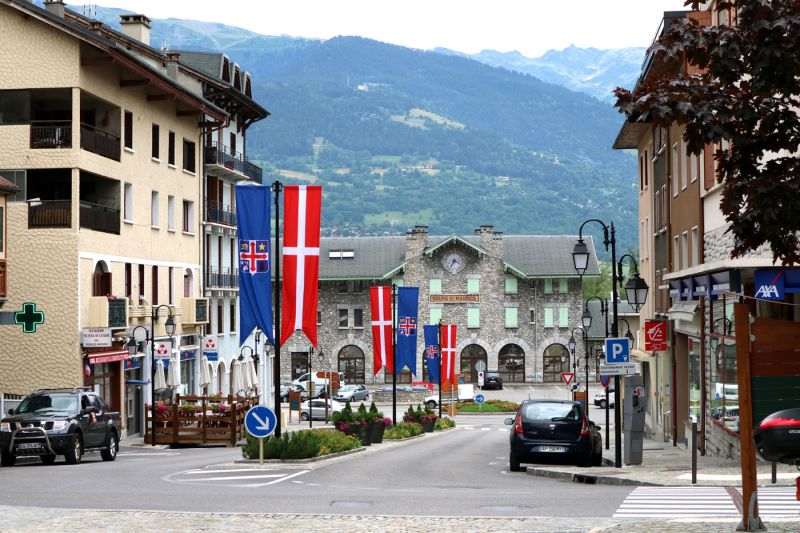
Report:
370,286,393,375
280,185,322,347
441,324,457,386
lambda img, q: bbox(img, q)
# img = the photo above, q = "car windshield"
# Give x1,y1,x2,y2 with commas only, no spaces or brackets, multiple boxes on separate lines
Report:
338,385,356,392
17,394,78,414
523,403,581,421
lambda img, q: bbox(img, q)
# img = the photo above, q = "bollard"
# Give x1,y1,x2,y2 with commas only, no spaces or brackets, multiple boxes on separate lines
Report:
796,476,800,501
772,462,777,484
691,421,698,485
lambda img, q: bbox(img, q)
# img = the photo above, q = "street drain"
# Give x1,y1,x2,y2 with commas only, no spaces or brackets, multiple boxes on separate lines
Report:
331,501,372,509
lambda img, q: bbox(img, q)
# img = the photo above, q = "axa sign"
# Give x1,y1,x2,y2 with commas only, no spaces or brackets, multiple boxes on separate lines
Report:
754,269,786,301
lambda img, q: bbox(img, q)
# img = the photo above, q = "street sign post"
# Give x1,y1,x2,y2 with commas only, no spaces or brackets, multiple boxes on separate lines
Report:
475,393,485,411
600,375,611,388
245,405,277,465
605,338,631,364
599,363,639,375
561,372,574,386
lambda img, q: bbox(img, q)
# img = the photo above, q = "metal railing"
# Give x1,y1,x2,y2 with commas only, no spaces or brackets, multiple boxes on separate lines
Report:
30,120,71,149
205,266,239,289
204,141,262,182
80,122,121,161
79,200,120,234
204,200,236,227
28,200,71,229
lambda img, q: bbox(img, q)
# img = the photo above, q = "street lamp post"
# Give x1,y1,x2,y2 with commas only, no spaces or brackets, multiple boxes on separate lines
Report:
318,350,327,422
126,304,176,447
254,329,261,402
583,296,609,448
573,219,648,468
569,327,588,420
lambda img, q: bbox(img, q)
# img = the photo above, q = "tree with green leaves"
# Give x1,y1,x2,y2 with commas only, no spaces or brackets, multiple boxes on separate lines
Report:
615,0,800,265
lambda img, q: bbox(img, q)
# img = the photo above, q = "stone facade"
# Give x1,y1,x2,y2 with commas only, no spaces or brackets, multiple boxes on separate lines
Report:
704,224,773,263
280,226,592,385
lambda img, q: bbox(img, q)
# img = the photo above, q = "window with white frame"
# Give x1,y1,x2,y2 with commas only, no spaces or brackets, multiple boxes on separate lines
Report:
681,139,688,190
338,309,348,328
691,227,699,266
182,200,194,232
123,182,133,221
150,191,159,227
682,231,689,270
690,151,698,183
672,142,679,196
673,235,680,271
167,195,175,231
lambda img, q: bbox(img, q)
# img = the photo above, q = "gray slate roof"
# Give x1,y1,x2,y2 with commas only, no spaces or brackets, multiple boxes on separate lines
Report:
585,299,638,339
176,51,225,80
318,234,600,280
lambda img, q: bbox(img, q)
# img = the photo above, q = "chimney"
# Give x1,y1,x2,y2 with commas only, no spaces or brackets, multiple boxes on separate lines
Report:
44,0,65,17
119,14,151,46
475,225,502,256
165,52,180,80
405,225,429,259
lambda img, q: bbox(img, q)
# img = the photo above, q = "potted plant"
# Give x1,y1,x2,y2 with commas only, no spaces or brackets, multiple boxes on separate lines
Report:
420,413,438,432
355,404,372,446
402,404,419,424
371,416,392,443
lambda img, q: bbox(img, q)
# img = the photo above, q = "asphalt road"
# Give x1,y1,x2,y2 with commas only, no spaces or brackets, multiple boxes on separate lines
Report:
0,412,631,517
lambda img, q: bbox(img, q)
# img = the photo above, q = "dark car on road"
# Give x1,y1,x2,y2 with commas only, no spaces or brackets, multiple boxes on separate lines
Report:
0,388,122,466
505,400,602,471
481,371,503,390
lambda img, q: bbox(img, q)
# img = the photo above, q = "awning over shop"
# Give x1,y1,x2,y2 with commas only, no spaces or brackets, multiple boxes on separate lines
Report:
668,270,741,301
668,302,699,321
86,349,130,365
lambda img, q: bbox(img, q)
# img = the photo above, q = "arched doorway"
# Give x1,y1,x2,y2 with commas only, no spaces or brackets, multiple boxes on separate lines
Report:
460,344,487,383
338,345,365,384
92,261,111,297
499,344,525,382
542,343,570,382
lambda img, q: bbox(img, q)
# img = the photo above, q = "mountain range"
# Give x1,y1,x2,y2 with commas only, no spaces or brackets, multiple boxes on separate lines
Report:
70,3,645,253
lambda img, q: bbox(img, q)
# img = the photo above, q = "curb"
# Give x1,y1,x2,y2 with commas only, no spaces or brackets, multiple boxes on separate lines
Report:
525,466,662,486
234,446,365,465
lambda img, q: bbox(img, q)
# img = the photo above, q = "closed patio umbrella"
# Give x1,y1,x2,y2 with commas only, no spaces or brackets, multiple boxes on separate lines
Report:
243,358,254,390
167,352,181,389
153,359,167,392
231,360,244,394
200,355,212,388
246,357,258,391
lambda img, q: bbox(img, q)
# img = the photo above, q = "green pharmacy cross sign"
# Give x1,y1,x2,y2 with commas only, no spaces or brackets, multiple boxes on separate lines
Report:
14,302,45,333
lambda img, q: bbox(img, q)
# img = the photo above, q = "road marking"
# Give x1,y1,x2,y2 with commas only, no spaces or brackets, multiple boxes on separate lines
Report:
118,452,180,456
182,473,286,482
184,468,267,474
481,428,490,431
247,470,311,487
614,487,739,518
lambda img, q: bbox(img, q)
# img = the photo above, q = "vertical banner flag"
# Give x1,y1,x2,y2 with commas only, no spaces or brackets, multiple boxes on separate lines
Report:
423,325,440,385
280,185,322,347
236,184,274,345
441,324,457,386
370,286,393,375
396,287,419,375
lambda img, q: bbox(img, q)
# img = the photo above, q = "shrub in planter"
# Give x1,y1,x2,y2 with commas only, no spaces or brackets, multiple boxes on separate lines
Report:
402,404,419,424
333,401,355,429
420,413,438,432
242,428,360,460
384,422,424,440
435,417,456,430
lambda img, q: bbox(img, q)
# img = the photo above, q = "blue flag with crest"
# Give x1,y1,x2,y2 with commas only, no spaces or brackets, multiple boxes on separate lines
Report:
236,184,274,345
395,287,419,375
423,324,440,384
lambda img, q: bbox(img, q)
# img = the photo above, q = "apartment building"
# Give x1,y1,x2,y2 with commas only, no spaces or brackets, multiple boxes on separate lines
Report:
0,0,264,436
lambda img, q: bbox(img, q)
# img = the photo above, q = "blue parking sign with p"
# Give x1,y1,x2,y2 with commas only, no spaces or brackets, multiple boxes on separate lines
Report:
605,338,630,364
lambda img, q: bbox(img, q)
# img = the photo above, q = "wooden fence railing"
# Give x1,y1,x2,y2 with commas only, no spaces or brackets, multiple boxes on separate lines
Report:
144,394,259,446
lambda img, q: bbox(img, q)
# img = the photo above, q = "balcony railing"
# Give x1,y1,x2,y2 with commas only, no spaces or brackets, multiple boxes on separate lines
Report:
0,259,6,298
80,122,121,161
30,120,71,149
205,200,236,227
205,267,239,289
80,201,120,235
204,142,262,182
28,200,71,229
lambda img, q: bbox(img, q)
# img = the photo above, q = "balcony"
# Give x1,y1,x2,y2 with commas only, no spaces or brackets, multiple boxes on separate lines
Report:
28,199,71,229
30,120,71,149
204,142,262,182
205,267,239,289
87,297,129,328
80,201,120,235
80,122,121,161
0,259,6,299
205,200,236,227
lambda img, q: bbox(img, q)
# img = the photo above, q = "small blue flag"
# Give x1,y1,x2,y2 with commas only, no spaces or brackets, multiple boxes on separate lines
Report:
423,324,440,384
236,184,274,346
396,287,419,375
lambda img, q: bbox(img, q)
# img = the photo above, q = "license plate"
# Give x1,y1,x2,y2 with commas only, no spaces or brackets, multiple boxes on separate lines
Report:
537,445,566,453
17,442,43,450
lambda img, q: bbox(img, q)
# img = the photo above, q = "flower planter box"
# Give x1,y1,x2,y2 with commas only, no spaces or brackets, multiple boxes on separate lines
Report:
371,423,386,444
422,420,436,433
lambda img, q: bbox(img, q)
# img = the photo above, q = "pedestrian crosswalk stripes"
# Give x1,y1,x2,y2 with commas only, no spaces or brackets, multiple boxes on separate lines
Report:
614,486,800,518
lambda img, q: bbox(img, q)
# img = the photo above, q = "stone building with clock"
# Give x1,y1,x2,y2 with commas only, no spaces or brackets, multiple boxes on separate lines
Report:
280,225,600,385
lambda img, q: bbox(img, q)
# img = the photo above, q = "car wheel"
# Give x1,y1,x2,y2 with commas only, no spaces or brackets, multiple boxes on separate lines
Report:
599,400,607,409
578,453,593,468
64,434,83,465
1,448,16,467
509,453,521,472
40,454,56,465
425,400,437,409
499,385,503,390
364,394,369,401
592,449,603,467
300,412,309,421
101,431,118,461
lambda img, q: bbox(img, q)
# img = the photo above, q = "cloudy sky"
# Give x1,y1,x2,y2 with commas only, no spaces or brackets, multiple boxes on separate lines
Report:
90,0,691,57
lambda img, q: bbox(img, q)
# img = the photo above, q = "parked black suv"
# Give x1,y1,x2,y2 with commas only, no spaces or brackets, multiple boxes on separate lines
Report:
1,388,122,466
481,371,503,390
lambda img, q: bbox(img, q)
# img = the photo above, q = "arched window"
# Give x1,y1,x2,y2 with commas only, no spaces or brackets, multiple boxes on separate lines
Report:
338,345,365,384
542,343,570,382
499,344,525,382
460,344,487,383
92,261,111,297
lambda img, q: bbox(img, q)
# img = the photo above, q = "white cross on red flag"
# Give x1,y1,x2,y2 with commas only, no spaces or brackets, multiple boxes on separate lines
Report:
441,324,457,386
280,185,322,347
370,286,393,375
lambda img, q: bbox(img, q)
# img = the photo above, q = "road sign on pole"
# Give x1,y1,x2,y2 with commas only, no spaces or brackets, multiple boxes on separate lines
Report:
605,338,631,364
600,375,611,388
475,394,485,404
245,405,277,438
599,363,638,375
561,372,574,386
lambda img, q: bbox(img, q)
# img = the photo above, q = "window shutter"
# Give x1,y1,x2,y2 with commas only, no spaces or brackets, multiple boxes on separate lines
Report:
703,144,715,190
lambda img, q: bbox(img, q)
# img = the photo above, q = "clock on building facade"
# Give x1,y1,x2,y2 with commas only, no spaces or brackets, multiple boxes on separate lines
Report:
442,252,465,274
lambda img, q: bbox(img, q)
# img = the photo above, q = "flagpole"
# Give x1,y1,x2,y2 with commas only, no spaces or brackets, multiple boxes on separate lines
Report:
392,283,397,427
438,321,442,420
272,180,283,438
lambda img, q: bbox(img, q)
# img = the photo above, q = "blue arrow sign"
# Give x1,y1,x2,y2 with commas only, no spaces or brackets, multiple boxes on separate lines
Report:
475,394,485,404
605,338,631,364
245,405,277,438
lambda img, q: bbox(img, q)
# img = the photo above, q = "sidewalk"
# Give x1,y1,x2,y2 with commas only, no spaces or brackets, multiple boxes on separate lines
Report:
526,434,800,487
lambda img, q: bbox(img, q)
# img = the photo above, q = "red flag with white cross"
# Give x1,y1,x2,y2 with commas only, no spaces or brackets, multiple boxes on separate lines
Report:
370,286,393,375
441,324,457,386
